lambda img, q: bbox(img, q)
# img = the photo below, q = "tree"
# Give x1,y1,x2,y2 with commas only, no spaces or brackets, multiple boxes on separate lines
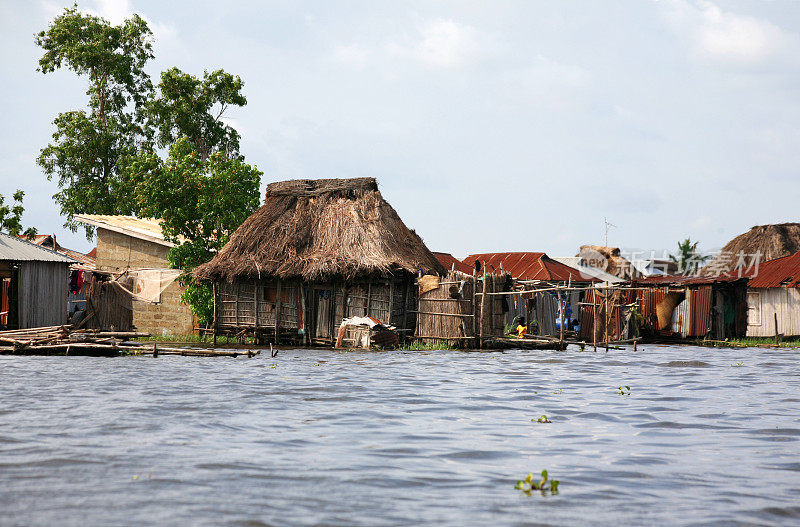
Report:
35,6,153,236
148,68,247,160
127,139,262,325
669,238,710,275
0,191,37,238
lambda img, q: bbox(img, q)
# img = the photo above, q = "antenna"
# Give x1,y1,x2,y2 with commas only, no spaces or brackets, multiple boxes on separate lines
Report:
603,217,617,248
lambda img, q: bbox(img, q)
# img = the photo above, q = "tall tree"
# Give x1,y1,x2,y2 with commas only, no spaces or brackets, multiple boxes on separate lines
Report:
669,238,710,275
35,6,153,236
0,191,37,238
149,68,247,160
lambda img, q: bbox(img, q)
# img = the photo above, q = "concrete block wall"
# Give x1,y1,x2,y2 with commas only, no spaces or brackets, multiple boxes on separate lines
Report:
95,228,195,335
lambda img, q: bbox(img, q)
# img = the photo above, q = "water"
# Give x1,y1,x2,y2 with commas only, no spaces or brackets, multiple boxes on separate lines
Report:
1,345,800,526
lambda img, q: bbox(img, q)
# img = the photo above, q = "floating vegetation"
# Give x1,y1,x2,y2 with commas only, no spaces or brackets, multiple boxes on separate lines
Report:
617,385,631,395
533,415,552,424
552,388,563,395
270,363,277,369
732,361,744,367
313,362,321,366
515,470,560,495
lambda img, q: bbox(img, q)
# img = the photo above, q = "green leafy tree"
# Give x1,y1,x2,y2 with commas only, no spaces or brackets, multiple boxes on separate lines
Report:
127,139,262,325
148,67,247,160
0,191,37,238
35,6,154,236
669,238,710,275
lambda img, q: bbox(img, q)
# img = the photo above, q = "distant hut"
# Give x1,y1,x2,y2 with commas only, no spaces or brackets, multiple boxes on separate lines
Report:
740,250,800,338
703,223,800,275
194,178,443,346
0,232,75,329
578,245,642,280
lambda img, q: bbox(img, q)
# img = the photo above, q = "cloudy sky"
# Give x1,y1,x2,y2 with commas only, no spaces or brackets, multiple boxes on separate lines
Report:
1,0,799,258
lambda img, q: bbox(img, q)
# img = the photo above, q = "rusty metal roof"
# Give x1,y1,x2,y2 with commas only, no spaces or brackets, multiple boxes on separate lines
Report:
432,252,473,275
741,250,800,288
462,252,599,282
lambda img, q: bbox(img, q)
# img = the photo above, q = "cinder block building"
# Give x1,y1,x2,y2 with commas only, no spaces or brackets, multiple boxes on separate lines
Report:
75,215,195,335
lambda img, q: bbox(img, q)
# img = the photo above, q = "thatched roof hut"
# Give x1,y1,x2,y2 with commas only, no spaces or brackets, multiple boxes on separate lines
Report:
578,245,640,280
195,177,443,282
703,223,800,275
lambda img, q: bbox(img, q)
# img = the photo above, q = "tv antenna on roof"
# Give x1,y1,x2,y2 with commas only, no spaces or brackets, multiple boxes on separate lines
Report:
604,217,617,248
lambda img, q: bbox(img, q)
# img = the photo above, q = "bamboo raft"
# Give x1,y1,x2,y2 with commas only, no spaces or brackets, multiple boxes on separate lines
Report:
0,326,260,358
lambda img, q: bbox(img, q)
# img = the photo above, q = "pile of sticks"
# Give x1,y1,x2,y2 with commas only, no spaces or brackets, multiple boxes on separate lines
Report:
0,325,260,358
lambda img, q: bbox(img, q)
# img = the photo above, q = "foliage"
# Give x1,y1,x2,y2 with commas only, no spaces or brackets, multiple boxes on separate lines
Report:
533,415,552,423
35,6,154,235
0,191,37,238
617,385,631,395
669,238,711,275
126,139,261,325
148,67,246,160
515,470,560,495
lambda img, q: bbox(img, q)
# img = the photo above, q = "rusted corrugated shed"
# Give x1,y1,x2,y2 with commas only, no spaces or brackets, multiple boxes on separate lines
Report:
741,251,800,288
463,252,598,282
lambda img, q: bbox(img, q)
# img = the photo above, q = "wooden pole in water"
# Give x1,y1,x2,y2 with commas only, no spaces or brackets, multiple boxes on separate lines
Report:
592,291,597,352
558,288,564,348
774,312,779,345
479,265,487,349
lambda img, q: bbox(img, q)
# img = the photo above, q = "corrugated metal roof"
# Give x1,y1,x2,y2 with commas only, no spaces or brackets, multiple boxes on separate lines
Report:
74,215,175,247
0,232,75,263
432,252,474,275
19,234,96,270
741,250,800,288
463,252,599,282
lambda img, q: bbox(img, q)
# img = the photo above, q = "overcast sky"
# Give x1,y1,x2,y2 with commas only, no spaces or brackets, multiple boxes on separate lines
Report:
2,0,799,258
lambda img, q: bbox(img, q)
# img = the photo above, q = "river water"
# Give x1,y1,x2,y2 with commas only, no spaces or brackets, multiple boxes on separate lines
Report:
1,345,799,526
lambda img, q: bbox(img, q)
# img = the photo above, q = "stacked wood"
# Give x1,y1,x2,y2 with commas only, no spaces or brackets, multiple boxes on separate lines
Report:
0,325,260,358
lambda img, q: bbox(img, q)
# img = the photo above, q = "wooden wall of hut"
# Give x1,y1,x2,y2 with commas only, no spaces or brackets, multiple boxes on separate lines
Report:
214,274,415,346
17,262,71,329
415,271,508,348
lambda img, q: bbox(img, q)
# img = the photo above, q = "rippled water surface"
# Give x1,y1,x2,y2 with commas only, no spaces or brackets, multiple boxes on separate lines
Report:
2,345,800,526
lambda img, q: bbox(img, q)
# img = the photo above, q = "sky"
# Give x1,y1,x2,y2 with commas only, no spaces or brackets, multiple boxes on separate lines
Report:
1,0,800,259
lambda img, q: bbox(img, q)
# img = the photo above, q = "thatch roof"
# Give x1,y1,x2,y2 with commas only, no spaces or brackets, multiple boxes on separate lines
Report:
194,177,443,281
703,223,800,275
578,245,640,280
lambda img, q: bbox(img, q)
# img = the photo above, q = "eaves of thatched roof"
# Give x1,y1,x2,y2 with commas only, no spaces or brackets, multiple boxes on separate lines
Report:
702,223,800,275
194,177,444,282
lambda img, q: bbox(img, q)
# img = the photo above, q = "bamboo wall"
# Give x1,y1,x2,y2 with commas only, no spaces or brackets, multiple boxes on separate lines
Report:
415,271,508,347
17,262,71,329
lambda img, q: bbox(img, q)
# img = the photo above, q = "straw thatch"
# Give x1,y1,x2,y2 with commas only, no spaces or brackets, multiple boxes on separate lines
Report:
578,245,640,280
194,178,443,282
703,223,800,274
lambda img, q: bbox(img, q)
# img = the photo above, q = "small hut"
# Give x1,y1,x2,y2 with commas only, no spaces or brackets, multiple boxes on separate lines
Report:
0,232,75,329
194,178,443,346
740,250,800,338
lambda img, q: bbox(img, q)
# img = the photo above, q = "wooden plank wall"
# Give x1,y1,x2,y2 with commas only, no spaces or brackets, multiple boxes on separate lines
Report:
17,262,70,328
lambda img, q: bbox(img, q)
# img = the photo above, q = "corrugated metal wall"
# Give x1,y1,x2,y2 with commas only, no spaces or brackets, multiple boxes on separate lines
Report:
17,261,70,328
746,287,800,337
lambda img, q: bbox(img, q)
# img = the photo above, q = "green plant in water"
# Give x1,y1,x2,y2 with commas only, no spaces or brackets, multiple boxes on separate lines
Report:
732,361,744,367
270,363,277,369
533,415,551,424
617,385,631,395
514,470,560,495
